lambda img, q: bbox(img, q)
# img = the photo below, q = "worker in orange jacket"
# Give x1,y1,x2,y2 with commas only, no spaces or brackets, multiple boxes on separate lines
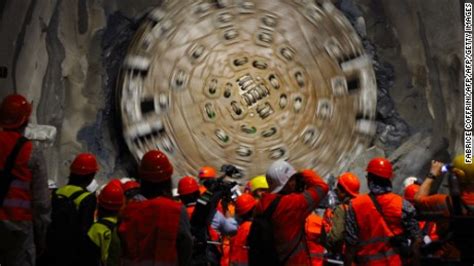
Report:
344,158,421,266
305,211,326,266
404,184,439,243
254,160,329,265
322,172,360,259
119,150,193,265
228,194,257,266
414,155,474,263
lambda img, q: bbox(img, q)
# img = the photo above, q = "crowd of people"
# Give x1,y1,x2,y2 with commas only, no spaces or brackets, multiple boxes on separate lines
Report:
0,93,473,266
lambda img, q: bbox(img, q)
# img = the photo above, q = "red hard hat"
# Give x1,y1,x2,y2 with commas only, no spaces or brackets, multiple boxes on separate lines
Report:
366,157,393,179
198,166,217,180
123,180,140,192
98,179,124,211
404,184,420,203
70,153,99,175
139,150,173,183
0,94,32,129
178,176,199,195
235,194,257,216
337,172,360,197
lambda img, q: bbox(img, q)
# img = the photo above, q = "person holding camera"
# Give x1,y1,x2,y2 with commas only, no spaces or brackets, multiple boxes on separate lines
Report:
250,160,329,265
344,158,421,266
414,155,474,264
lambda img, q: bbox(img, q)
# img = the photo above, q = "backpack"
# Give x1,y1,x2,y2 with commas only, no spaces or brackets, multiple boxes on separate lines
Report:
247,196,282,266
46,189,88,265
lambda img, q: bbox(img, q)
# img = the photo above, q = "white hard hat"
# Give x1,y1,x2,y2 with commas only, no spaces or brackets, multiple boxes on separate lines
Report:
403,176,418,189
266,160,297,193
48,179,58,189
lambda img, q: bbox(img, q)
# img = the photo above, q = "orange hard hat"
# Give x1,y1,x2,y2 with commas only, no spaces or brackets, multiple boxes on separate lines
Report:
178,176,199,195
98,179,124,211
0,94,32,129
139,150,173,183
235,194,257,216
337,172,360,197
123,180,140,192
404,184,420,203
70,153,99,175
198,166,217,180
366,157,393,179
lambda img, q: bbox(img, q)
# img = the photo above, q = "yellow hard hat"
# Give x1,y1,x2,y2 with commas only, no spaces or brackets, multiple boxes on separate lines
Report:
250,175,269,192
452,154,474,184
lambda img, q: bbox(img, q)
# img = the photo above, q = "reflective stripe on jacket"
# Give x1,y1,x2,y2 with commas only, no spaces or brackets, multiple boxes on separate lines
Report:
119,196,182,265
55,185,91,209
229,221,251,266
0,131,33,221
351,193,403,266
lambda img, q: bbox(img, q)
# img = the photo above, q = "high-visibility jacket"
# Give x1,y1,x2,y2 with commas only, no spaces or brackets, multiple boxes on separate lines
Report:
119,196,182,265
0,131,33,221
55,184,95,234
351,193,404,266
228,221,251,266
255,173,328,265
305,213,325,266
82,216,118,266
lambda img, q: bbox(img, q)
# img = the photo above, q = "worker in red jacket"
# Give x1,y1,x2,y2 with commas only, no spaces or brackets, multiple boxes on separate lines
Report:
228,194,257,266
119,150,193,266
0,94,49,266
344,158,421,266
254,160,329,265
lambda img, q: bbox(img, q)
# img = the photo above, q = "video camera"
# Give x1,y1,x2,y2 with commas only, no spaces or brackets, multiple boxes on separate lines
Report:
203,164,242,202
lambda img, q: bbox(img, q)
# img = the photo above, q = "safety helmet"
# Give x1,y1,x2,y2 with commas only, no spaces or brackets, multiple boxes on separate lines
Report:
337,172,360,197
70,153,99,175
139,150,173,183
98,179,124,211
0,94,32,129
178,176,199,195
366,157,393,179
452,154,474,184
249,175,269,192
404,184,420,203
122,180,140,192
235,194,257,216
198,166,217,180
266,160,297,193
48,179,58,190
403,176,419,189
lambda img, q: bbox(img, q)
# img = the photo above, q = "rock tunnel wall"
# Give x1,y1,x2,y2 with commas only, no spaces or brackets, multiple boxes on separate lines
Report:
0,0,464,192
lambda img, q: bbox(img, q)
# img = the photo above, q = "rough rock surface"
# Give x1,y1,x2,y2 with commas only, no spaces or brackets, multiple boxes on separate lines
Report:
0,0,463,190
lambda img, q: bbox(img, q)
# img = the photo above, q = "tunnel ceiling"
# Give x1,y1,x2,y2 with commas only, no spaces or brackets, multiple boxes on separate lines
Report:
118,0,377,180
